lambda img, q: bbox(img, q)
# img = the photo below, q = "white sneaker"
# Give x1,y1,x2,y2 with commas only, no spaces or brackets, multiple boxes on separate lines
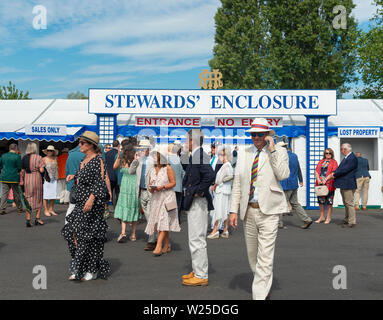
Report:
207,231,219,239
81,272,97,281
220,231,229,238
68,274,76,281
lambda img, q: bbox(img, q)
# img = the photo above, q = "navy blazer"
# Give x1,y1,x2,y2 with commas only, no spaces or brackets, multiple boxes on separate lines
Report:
355,157,371,179
334,152,358,190
105,148,118,183
183,147,215,211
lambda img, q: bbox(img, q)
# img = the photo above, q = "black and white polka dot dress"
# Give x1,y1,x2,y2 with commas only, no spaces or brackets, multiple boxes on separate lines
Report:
61,155,110,280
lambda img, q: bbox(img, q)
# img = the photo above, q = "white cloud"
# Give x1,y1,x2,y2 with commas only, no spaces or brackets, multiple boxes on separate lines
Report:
352,0,377,22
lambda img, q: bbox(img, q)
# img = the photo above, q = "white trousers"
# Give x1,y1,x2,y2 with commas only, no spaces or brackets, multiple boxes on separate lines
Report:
58,179,70,203
243,206,280,300
141,189,156,243
186,197,209,279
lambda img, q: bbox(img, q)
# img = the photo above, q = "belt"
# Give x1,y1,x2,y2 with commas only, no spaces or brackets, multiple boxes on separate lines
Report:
140,187,147,191
248,202,260,209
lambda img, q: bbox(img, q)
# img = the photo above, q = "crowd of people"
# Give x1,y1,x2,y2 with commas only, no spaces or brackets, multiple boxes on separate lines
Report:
0,117,373,299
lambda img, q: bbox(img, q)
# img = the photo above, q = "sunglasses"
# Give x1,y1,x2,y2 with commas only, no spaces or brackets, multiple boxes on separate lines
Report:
79,140,89,145
325,152,332,155
251,132,265,138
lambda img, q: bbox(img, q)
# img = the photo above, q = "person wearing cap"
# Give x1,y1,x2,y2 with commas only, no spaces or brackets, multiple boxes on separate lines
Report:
278,142,313,230
229,118,289,300
182,129,215,287
129,139,156,251
57,148,70,205
42,145,59,217
62,131,110,281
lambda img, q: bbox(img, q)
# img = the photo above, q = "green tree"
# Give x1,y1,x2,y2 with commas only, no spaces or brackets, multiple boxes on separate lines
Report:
209,0,358,97
355,0,383,98
66,91,88,99
0,81,30,99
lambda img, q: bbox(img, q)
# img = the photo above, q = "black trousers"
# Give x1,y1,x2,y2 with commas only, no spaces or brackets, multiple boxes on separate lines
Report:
110,180,120,208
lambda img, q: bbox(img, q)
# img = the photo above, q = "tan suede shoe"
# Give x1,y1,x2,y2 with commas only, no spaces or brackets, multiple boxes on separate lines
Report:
182,271,194,280
182,276,208,286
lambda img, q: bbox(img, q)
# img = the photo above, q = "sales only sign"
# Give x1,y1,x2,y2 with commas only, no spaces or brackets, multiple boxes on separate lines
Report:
88,89,337,116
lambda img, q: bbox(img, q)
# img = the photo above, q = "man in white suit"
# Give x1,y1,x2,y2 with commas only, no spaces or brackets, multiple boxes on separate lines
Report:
229,118,290,300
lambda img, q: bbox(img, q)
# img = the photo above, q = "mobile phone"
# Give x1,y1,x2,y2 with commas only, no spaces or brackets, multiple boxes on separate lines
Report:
150,185,158,190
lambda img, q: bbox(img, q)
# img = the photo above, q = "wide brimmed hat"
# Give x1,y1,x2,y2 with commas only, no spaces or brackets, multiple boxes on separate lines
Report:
43,145,58,156
150,148,168,165
137,139,152,149
78,131,99,147
247,118,275,136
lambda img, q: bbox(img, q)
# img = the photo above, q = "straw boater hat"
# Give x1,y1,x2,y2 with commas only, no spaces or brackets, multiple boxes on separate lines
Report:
247,118,275,136
43,145,58,156
78,131,99,147
137,139,152,149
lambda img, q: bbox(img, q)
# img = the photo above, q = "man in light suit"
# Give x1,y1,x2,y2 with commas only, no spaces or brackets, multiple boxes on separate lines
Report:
229,118,290,300
129,139,155,250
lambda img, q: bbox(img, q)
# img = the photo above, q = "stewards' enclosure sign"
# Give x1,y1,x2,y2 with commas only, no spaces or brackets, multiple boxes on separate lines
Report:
88,89,337,116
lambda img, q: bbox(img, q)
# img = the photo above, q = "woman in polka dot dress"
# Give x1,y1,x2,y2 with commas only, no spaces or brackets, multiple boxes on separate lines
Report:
62,131,110,281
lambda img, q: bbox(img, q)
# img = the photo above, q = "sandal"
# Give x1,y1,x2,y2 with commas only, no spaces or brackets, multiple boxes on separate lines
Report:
117,234,127,243
162,245,171,254
35,219,44,226
129,235,137,242
315,219,325,224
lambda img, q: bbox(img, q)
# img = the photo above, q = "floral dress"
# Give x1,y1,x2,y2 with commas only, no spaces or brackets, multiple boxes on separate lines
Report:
61,156,110,280
144,167,181,235
317,160,335,205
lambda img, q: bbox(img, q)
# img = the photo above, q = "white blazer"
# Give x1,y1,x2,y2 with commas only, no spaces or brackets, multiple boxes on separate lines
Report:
230,145,290,220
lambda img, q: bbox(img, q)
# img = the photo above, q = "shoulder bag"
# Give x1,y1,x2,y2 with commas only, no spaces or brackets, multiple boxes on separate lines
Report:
315,185,329,197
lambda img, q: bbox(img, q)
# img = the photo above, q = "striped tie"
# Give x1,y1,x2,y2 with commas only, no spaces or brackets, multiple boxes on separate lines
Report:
250,150,260,199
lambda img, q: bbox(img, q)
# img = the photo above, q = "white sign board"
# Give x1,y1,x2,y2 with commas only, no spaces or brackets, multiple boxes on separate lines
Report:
215,117,282,128
338,127,380,138
25,125,67,136
136,117,200,127
89,89,337,116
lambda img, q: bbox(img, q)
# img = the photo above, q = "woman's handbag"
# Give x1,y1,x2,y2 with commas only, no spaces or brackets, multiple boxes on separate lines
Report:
315,185,329,197
69,181,77,204
43,167,51,183
165,200,177,212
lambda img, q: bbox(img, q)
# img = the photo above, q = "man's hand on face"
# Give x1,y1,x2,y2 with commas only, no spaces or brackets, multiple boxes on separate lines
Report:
265,135,275,152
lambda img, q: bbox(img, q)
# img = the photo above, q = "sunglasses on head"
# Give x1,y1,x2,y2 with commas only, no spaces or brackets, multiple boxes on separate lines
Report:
251,132,265,138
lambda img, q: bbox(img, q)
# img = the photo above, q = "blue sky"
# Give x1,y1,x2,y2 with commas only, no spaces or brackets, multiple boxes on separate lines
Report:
0,0,379,99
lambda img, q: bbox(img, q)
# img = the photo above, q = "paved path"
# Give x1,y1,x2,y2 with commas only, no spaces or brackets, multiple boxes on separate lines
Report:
0,204,382,300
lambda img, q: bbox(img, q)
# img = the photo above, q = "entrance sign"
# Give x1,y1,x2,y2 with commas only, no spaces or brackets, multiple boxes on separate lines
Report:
25,125,67,136
136,117,201,127
215,117,282,128
338,127,380,138
89,89,337,116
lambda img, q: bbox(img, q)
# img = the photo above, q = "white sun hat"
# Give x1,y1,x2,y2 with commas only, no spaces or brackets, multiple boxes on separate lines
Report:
246,118,275,136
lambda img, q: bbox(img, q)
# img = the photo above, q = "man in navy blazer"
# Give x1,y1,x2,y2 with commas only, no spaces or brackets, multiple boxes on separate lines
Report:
329,143,358,228
182,129,215,287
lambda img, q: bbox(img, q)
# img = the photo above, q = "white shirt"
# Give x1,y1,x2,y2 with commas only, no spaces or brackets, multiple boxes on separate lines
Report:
249,145,267,203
